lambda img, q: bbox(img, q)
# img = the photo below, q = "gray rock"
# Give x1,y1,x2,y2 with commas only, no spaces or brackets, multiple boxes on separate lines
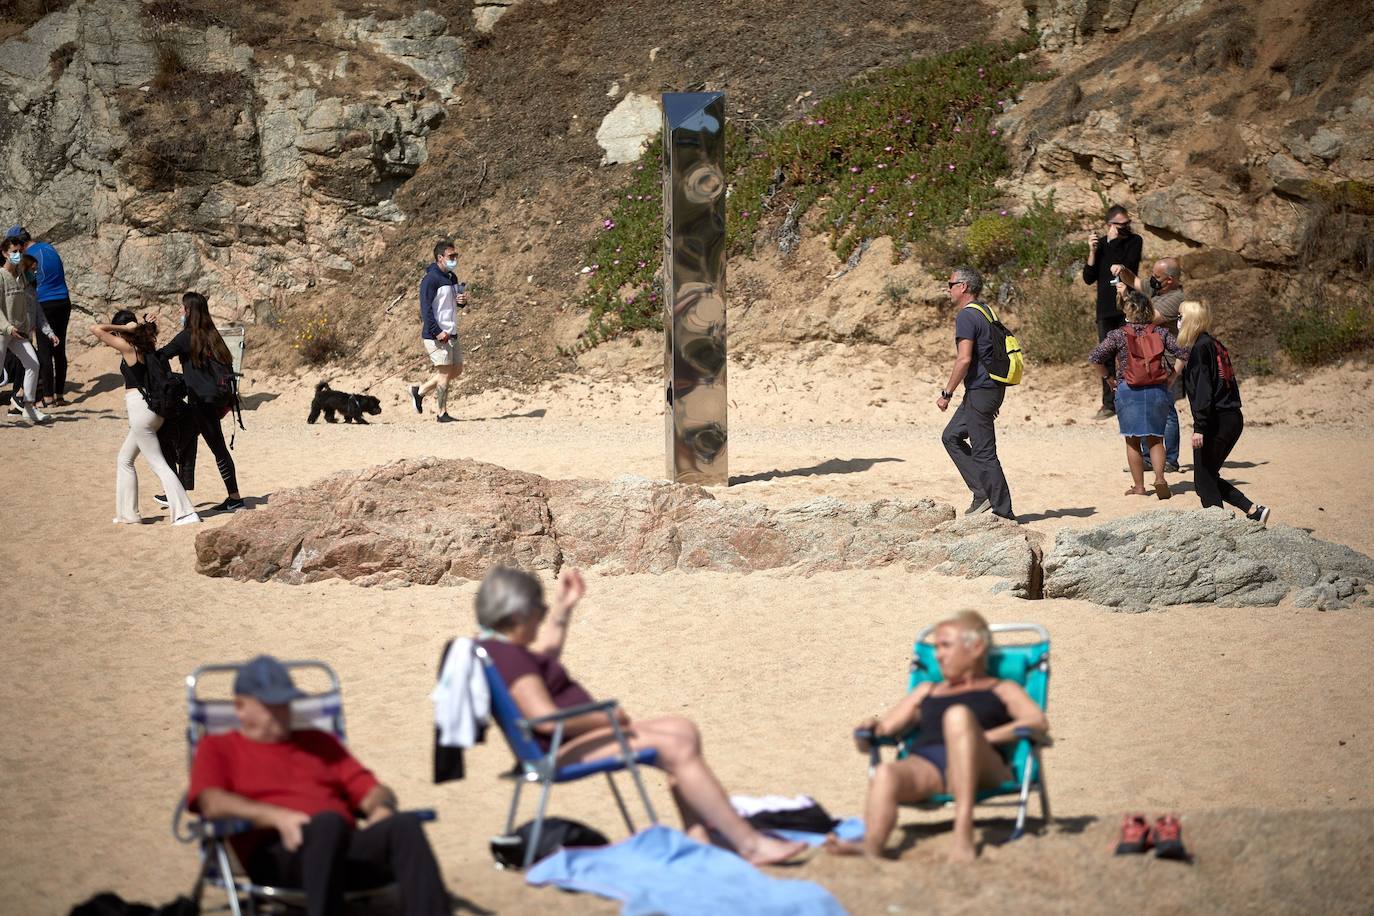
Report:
1042,508,1374,611
197,458,1040,590
595,93,660,165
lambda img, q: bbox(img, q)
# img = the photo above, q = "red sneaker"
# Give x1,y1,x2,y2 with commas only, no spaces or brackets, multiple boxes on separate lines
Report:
1114,813,1152,855
1151,814,1188,860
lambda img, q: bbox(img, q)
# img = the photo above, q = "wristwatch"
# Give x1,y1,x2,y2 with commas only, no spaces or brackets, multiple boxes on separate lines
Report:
940,389,953,400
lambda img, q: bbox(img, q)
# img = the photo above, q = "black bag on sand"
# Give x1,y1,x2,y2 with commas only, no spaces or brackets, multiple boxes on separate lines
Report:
69,892,198,916
489,818,610,869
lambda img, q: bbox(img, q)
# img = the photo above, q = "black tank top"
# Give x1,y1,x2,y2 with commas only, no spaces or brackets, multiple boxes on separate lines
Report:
120,357,147,390
911,686,1011,748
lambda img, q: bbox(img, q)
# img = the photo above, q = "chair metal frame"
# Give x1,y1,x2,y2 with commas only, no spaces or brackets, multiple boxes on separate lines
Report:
864,623,1052,840
474,644,660,869
173,659,428,915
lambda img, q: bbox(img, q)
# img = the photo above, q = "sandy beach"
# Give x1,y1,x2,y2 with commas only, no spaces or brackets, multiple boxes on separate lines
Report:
3,344,1374,914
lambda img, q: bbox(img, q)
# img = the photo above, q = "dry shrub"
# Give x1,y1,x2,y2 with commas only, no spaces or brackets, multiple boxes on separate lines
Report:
1013,275,1097,366
291,312,347,366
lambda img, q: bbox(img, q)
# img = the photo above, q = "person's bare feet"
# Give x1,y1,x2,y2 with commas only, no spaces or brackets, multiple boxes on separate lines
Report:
1124,485,1148,495
947,838,977,864
741,833,809,866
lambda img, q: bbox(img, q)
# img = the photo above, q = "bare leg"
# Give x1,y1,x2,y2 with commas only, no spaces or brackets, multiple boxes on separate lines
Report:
417,371,444,398
841,757,941,857
1147,436,1168,493
557,716,805,865
1124,437,1147,494
942,705,1012,863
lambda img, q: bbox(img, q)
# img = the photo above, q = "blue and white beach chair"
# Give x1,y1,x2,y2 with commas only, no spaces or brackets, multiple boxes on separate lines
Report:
863,623,1052,840
475,644,660,869
172,660,433,914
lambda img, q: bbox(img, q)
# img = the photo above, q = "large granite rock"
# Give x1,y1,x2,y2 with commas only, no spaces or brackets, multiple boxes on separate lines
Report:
1042,509,1374,612
196,458,1042,591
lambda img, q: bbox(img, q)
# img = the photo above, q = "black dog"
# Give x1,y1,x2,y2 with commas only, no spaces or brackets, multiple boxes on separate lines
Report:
308,381,382,424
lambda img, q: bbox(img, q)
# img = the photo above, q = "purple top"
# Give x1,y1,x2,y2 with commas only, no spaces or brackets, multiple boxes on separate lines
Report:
1089,323,1188,381
480,639,594,751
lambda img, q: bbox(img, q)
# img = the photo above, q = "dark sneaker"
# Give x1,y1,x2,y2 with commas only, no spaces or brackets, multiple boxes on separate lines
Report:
1164,461,1180,473
1140,460,1154,472
965,496,991,516
1150,815,1188,861
1247,504,1271,526
437,412,457,423
1114,814,1152,855
153,494,169,508
409,385,424,414
1094,407,1115,421
6,406,22,417
212,497,246,513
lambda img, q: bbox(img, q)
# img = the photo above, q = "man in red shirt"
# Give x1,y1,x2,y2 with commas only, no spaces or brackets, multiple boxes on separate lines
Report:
188,656,449,916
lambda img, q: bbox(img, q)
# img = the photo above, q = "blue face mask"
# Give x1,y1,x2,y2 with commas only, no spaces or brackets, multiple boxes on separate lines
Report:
6,252,20,266
444,258,457,272
180,312,187,329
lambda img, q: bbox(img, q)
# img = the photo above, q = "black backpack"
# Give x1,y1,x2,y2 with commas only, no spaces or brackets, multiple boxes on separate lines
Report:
489,818,609,868
139,352,188,420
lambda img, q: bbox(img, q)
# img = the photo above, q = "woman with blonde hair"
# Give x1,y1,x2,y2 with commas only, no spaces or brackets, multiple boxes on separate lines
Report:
1179,299,1270,524
836,611,1048,862
1089,289,1189,499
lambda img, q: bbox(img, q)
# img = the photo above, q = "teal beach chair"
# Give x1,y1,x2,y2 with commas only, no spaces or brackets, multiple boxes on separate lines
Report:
861,623,1052,839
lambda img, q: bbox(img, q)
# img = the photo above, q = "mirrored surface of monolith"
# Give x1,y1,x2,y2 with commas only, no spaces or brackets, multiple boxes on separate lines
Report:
662,92,727,485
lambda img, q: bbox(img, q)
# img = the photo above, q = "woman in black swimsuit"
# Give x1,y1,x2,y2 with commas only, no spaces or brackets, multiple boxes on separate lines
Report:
838,611,1048,862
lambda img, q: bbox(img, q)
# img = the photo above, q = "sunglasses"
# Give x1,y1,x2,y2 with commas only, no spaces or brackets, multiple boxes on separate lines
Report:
947,280,964,288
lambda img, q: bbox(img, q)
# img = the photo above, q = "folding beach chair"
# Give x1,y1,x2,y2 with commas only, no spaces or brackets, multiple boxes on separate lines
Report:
172,660,434,915
862,623,1052,839
474,644,661,869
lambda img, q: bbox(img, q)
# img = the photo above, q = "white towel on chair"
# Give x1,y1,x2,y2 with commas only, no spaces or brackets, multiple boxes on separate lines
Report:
430,637,490,747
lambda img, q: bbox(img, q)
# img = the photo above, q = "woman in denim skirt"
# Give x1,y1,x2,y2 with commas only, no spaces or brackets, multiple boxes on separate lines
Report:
1090,291,1189,499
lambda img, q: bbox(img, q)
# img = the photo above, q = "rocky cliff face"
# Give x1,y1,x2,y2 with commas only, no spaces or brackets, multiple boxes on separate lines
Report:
2,0,1369,372
0,0,464,323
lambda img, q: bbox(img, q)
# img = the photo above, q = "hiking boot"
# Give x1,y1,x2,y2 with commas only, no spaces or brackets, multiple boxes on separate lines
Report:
1247,504,1271,526
1094,406,1115,421
153,494,169,508
1164,460,1180,473
1114,814,1152,855
1150,815,1188,860
437,412,457,423
409,385,424,414
212,497,246,513
965,496,991,516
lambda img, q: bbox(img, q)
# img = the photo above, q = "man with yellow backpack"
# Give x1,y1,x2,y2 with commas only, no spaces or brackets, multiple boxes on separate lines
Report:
935,266,1023,521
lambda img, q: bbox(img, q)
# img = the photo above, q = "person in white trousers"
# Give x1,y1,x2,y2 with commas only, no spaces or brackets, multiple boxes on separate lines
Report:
91,310,200,526
1,237,52,425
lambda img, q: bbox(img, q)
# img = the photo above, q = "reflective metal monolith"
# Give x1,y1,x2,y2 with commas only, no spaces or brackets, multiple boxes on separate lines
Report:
662,92,727,485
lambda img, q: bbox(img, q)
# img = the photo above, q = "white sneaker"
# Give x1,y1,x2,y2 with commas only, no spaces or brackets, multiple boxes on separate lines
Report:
24,406,51,424
174,512,203,526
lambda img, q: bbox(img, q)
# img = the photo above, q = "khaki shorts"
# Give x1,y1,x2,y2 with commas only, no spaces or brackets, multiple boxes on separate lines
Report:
424,336,463,366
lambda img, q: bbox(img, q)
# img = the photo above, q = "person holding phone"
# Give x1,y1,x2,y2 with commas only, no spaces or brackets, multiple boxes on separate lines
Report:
410,240,468,423
1082,205,1143,420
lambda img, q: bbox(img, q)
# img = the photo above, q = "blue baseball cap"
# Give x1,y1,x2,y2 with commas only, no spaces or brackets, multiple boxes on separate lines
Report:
4,226,23,239
233,655,306,704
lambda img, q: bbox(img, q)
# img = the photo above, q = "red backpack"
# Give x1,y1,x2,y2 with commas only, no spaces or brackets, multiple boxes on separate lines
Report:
1124,325,1168,386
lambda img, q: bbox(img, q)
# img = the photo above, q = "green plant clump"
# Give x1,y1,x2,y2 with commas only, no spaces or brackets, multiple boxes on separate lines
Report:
578,37,1043,346
1279,298,1374,366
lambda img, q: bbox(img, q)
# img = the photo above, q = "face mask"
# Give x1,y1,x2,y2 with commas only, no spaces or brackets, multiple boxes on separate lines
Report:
444,258,457,271
1149,276,1163,292
6,252,20,266
180,313,187,329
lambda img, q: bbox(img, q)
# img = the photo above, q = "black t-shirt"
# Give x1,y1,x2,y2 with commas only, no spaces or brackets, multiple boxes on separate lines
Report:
120,357,147,390
954,304,999,390
157,328,222,402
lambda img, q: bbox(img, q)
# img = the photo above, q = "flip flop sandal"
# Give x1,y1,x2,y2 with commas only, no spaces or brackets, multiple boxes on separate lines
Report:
1124,486,1148,496
1154,480,1172,500
1114,813,1152,855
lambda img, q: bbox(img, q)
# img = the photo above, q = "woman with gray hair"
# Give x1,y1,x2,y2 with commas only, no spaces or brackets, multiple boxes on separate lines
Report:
475,566,807,866
835,611,1047,862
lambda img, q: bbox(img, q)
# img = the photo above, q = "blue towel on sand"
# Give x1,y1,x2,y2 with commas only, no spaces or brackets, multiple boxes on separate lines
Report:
526,825,847,916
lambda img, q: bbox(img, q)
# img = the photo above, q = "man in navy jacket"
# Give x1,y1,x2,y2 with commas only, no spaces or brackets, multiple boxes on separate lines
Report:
409,240,468,422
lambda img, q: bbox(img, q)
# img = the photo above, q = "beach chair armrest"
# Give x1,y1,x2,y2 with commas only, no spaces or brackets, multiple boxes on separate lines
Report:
197,817,254,839
404,808,438,822
1013,726,1053,747
527,699,620,727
